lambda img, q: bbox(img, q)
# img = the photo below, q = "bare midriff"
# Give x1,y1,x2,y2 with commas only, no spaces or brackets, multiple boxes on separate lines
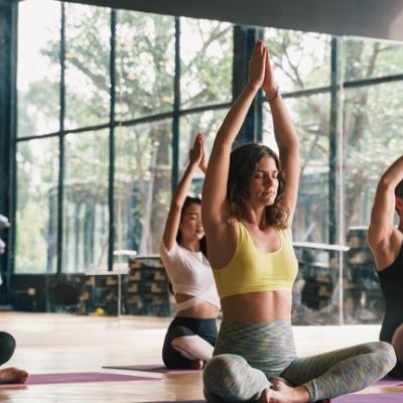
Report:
175,293,220,319
220,290,292,322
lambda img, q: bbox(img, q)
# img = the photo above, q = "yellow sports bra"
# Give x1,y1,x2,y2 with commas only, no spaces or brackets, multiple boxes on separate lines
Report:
213,221,298,299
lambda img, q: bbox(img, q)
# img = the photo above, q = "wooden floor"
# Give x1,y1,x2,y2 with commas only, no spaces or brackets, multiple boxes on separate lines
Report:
0,312,400,402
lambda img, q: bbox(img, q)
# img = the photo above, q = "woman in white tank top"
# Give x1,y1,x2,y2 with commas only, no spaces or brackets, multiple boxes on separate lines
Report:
159,133,220,370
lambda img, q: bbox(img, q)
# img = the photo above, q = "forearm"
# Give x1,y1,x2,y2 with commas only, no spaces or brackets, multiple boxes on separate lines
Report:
381,154,403,188
268,93,299,155
214,83,260,148
266,90,300,218
171,162,198,208
199,161,208,175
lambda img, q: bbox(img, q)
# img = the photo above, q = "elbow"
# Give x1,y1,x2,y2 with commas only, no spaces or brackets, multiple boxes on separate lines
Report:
378,174,398,194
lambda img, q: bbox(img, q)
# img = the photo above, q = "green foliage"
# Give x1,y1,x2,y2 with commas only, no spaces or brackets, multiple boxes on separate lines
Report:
16,4,233,267
17,1,403,264
15,201,48,272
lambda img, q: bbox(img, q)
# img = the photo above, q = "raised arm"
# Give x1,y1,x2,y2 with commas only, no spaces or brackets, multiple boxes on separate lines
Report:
368,154,403,261
262,49,300,225
202,40,267,231
162,132,205,250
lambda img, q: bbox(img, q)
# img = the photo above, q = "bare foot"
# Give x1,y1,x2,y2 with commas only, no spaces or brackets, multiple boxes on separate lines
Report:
267,377,310,403
189,359,204,370
0,367,29,384
258,388,272,403
270,377,293,388
270,378,331,402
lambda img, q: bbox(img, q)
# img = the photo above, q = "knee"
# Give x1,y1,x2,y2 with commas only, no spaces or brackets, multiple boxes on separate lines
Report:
0,332,16,363
376,341,397,370
392,324,403,362
203,354,236,384
0,332,16,351
203,354,247,399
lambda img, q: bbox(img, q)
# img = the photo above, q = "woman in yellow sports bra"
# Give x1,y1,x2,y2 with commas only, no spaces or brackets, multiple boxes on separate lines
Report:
201,40,396,403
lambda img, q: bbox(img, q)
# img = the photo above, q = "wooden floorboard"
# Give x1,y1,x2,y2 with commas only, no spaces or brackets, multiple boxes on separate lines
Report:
0,312,400,402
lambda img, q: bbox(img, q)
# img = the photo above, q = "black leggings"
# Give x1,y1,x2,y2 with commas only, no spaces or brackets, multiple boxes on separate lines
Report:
0,332,16,366
380,319,403,378
162,317,218,369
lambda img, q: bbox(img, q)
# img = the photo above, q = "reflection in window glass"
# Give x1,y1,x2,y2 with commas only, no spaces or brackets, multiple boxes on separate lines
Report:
115,11,175,121
343,37,403,82
17,0,61,136
63,130,109,272
114,120,173,255
265,30,331,92
343,82,403,229
264,94,331,244
180,19,233,109
296,92,331,244
179,109,228,172
15,139,59,273
64,4,111,130
114,120,172,255
176,110,228,210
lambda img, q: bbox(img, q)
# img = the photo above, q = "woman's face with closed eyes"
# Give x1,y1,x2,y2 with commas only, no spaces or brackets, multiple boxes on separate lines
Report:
248,155,279,207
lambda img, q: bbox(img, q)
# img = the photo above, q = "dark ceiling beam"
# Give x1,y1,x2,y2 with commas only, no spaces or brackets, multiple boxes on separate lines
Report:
54,0,403,41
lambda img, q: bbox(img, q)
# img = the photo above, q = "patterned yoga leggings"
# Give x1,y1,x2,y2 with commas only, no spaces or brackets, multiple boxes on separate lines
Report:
203,320,396,402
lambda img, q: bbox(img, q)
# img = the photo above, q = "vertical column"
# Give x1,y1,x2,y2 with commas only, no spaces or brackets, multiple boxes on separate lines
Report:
232,25,264,145
329,36,344,324
0,0,17,304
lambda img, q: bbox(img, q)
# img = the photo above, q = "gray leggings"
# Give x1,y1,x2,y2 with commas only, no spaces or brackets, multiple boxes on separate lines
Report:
203,320,396,402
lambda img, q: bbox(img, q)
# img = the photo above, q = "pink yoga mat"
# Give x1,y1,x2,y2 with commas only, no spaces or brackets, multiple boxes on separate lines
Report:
145,380,403,403
149,394,403,403
102,364,200,374
333,392,403,402
0,372,160,387
373,378,403,387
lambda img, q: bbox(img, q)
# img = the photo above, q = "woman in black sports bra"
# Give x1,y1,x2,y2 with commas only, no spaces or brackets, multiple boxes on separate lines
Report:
368,153,403,378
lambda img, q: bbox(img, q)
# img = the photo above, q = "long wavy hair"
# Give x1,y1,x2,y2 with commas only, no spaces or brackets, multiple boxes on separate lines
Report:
227,142,289,228
176,196,207,256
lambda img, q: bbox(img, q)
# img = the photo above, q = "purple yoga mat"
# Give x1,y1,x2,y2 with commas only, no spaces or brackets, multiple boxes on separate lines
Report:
0,372,160,387
373,379,403,387
146,380,403,403
149,394,403,403
333,392,403,402
102,364,200,374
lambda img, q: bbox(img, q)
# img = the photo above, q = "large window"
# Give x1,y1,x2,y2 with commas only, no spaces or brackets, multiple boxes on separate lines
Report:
15,138,59,273
11,0,403,324
15,0,232,274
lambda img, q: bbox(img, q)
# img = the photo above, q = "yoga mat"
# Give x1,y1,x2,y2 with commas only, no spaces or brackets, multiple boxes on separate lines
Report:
148,388,403,403
0,372,160,387
102,364,200,374
149,401,203,403
373,378,403,387
149,394,403,403
333,392,403,402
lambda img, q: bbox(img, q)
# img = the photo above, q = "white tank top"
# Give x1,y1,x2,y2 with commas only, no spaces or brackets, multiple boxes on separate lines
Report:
159,240,220,312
